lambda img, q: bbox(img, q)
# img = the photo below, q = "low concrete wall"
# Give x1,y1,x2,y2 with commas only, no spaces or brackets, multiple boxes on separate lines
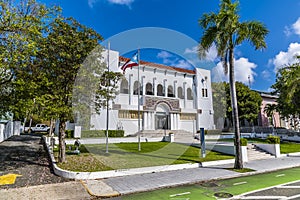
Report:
206,143,248,162
241,146,248,162
206,143,235,155
255,143,281,158
0,121,20,143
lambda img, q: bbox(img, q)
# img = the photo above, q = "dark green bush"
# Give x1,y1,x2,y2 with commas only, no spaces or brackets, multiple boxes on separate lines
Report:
65,130,74,138
81,130,124,138
240,138,248,146
266,135,280,144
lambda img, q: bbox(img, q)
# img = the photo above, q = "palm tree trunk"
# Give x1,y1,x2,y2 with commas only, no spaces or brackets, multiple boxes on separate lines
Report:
229,48,243,169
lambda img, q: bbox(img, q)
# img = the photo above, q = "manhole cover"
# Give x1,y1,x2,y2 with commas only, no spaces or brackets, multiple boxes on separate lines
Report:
214,192,233,198
200,182,219,187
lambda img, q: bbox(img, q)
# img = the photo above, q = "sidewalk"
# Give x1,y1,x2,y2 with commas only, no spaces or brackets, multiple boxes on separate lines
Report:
2,135,300,199
82,156,300,197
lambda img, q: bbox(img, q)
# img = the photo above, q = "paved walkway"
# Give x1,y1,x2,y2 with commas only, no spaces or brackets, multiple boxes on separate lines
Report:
2,135,300,199
83,156,300,197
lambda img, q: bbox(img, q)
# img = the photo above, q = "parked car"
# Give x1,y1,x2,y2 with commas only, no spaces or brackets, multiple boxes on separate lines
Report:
26,124,50,133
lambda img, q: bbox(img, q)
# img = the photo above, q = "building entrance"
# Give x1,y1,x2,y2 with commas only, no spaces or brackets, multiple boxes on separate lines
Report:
155,112,170,130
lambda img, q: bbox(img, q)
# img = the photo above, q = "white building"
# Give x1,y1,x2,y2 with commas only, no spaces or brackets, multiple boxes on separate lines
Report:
90,50,215,136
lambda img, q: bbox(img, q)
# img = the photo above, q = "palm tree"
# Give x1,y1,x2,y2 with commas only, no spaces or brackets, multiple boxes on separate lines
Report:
198,0,268,169
264,104,277,128
264,104,278,135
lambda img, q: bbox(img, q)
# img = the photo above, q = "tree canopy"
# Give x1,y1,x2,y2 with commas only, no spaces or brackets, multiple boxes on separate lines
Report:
212,82,262,128
272,56,300,130
0,0,124,162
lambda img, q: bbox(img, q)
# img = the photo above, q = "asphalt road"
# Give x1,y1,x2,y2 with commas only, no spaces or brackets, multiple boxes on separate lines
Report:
0,134,70,189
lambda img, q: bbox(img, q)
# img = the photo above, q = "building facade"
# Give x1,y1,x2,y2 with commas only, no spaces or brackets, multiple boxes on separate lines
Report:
90,50,215,136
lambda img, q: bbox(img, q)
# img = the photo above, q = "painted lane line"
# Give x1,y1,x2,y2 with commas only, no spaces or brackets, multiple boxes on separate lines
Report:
234,196,286,199
169,192,191,197
278,185,300,189
275,174,285,177
233,181,247,185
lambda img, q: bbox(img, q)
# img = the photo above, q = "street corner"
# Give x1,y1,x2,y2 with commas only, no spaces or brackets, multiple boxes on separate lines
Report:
80,179,120,198
0,174,22,186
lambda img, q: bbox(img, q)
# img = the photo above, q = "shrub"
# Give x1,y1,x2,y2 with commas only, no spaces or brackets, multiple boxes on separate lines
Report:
65,130,74,138
240,138,248,146
266,135,280,144
81,130,124,138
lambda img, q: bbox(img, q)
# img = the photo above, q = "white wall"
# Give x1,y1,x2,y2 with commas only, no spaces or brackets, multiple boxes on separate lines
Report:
179,120,196,133
0,121,19,143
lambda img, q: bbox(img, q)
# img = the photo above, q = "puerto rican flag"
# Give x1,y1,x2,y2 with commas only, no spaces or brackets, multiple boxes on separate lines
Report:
121,51,138,73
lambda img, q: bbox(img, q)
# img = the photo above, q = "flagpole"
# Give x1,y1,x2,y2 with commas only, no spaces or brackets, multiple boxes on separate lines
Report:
106,41,110,154
138,48,141,151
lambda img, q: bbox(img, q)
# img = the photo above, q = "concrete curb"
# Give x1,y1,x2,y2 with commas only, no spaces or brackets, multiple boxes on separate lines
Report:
43,136,235,180
80,180,120,198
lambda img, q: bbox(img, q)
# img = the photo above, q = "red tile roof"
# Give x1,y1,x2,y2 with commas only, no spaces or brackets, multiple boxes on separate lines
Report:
119,56,196,74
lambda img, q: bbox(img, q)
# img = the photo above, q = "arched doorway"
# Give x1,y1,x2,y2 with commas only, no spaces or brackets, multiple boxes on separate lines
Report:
155,103,170,130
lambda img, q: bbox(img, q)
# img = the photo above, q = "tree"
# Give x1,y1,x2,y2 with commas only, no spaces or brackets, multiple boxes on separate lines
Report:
198,0,268,169
211,82,227,129
226,82,262,126
264,104,277,127
212,82,262,129
0,0,57,118
94,71,123,113
37,17,103,162
272,56,300,130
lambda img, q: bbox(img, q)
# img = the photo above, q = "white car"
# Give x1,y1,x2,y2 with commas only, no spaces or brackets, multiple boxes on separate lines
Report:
28,124,50,133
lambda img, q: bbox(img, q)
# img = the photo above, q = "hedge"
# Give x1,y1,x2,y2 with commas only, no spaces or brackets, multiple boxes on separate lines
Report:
81,130,124,138
65,130,74,138
266,135,280,144
240,138,248,146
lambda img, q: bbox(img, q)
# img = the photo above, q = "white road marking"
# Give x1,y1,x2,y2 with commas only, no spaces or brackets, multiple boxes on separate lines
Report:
276,174,285,177
169,192,191,197
233,181,247,185
278,185,300,189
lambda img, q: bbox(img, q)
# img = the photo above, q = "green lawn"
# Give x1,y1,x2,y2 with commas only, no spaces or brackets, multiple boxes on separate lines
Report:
122,167,300,200
280,142,300,154
56,142,234,172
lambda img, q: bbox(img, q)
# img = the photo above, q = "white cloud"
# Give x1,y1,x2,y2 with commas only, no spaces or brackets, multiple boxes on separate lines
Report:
284,17,300,37
212,57,257,85
88,0,97,8
261,70,271,81
292,17,300,36
272,42,300,71
108,0,134,6
284,26,292,37
184,45,218,62
88,0,134,8
157,51,193,70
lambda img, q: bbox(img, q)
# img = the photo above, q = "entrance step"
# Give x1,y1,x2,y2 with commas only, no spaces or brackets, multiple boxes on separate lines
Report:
247,144,274,161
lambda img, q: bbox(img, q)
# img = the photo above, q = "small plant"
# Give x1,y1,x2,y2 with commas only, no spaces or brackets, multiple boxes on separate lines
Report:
65,130,74,138
266,135,280,144
240,138,248,146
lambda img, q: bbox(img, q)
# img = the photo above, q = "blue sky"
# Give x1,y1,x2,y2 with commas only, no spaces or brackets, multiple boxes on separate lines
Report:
40,0,300,92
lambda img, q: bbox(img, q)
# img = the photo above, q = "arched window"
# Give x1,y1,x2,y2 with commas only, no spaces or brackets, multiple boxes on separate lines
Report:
157,84,164,96
120,79,129,94
167,85,174,97
187,88,193,100
133,81,142,95
146,83,153,95
178,87,184,99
